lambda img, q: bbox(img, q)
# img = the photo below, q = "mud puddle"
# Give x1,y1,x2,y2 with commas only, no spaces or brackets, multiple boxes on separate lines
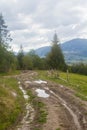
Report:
35,88,50,98
34,79,47,84
19,85,29,99
15,82,34,130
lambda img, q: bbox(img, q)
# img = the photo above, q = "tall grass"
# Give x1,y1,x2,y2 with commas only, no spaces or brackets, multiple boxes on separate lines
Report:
0,76,24,130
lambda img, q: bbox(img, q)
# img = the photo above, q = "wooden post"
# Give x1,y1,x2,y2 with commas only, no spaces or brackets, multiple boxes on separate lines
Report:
67,69,69,82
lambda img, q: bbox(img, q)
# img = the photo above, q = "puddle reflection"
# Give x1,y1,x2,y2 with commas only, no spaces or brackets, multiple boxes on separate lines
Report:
36,89,49,98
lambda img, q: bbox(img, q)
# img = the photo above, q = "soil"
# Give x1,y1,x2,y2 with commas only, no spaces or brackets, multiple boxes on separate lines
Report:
15,71,87,130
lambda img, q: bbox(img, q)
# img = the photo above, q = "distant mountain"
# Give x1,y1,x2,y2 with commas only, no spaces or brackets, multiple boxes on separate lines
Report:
35,38,87,63
35,46,51,57
61,38,87,56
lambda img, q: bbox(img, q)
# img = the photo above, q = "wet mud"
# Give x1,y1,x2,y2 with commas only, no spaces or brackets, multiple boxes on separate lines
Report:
15,71,87,130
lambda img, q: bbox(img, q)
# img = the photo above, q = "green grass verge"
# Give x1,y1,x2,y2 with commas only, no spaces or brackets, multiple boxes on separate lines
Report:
36,102,47,124
56,128,61,130
0,76,25,130
0,70,21,76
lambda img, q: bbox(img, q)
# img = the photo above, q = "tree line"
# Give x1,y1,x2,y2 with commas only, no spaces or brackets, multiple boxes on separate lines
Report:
0,14,87,76
69,63,87,75
0,14,66,72
0,13,17,72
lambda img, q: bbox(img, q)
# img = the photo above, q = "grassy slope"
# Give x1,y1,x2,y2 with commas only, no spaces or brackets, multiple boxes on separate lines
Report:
37,70,87,100
0,73,24,130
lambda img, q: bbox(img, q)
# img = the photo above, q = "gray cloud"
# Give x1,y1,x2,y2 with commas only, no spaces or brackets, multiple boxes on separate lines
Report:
0,0,87,52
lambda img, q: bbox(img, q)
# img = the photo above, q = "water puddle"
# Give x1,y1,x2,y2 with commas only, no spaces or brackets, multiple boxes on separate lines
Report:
60,85,64,88
34,80,47,84
36,89,49,98
16,82,34,130
21,103,34,124
19,86,29,99
18,81,21,84
25,81,32,84
17,103,34,130
44,87,49,90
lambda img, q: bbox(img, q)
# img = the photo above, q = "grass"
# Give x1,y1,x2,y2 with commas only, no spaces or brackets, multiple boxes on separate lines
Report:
59,72,87,99
56,128,61,130
36,70,87,100
37,102,47,124
0,76,25,130
0,70,21,76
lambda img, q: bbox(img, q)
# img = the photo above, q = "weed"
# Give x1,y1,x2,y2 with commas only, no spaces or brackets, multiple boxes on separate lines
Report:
56,128,61,130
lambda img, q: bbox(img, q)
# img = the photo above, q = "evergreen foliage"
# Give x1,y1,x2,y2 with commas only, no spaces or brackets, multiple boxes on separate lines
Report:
17,45,24,69
17,49,45,70
46,33,66,70
70,63,87,75
0,13,16,72
0,13,11,46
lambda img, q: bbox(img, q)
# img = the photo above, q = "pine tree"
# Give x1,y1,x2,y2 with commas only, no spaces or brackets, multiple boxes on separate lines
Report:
0,13,16,72
0,13,11,46
46,33,66,70
17,45,24,69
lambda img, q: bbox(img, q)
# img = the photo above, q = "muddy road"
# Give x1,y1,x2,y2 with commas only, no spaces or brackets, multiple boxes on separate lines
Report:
15,71,87,130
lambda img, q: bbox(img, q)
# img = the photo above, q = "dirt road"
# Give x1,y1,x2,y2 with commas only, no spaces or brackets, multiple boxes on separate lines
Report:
15,71,87,130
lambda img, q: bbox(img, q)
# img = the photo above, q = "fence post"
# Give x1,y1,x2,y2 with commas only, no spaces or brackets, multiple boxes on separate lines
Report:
67,69,69,82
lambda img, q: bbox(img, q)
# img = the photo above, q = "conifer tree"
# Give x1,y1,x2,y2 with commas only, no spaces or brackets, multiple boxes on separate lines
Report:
17,45,24,69
46,33,66,70
0,13,16,72
0,13,11,46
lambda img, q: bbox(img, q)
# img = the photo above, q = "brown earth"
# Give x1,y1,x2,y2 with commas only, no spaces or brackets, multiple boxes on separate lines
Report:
15,71,87,130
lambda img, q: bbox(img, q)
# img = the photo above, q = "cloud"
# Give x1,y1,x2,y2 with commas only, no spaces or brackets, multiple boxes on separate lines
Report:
0,0,87,52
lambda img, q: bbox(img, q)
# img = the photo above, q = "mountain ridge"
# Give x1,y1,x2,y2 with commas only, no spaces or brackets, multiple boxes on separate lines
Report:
35,38,87,63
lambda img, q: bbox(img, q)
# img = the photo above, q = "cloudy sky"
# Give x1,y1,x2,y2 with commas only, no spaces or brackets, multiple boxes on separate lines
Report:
0,0,87,52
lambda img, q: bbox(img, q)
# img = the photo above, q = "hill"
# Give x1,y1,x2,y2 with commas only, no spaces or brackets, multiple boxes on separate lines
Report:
61,38,87,56
35,38,87,63
35,46,51,57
